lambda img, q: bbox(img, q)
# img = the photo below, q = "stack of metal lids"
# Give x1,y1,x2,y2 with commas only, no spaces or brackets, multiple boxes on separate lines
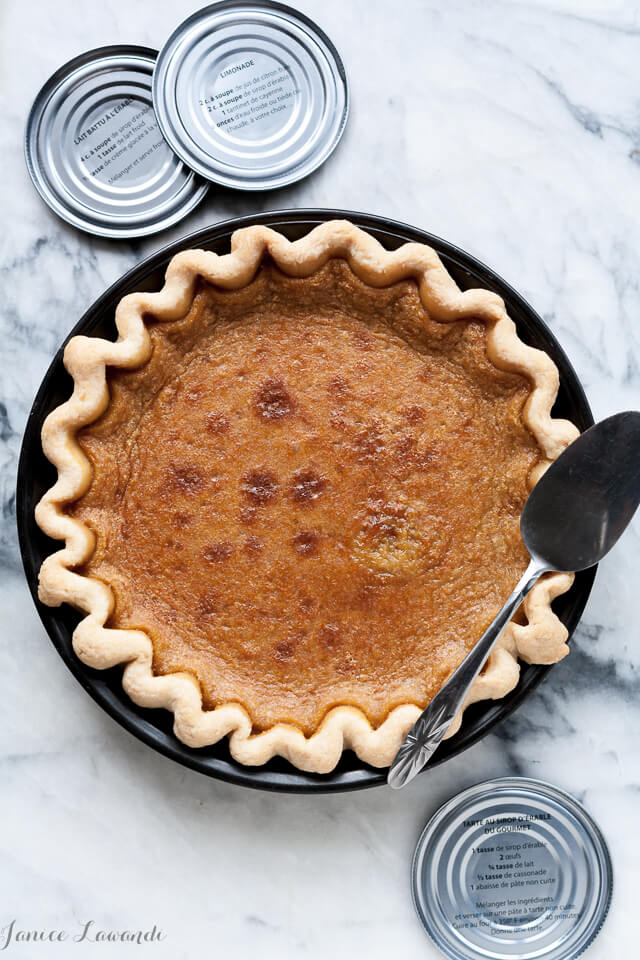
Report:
25,1,349,238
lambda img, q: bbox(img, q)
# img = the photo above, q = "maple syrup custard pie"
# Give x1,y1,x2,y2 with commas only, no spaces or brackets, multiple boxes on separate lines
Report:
36,221,577,773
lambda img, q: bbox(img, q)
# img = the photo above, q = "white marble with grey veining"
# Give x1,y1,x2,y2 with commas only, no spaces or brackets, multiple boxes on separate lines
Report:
1,0,639,957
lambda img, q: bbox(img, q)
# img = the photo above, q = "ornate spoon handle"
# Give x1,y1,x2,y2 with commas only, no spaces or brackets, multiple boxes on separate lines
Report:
387,558,546,789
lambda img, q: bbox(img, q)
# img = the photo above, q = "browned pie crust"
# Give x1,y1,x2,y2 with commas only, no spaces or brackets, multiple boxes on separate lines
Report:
36,221,577,772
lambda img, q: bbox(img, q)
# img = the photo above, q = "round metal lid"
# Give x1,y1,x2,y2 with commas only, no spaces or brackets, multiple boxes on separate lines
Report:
25,45,209,238
153,1,349,190
412,778,612,960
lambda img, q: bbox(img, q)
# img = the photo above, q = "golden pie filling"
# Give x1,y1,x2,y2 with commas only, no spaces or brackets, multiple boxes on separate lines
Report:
71,259,540,736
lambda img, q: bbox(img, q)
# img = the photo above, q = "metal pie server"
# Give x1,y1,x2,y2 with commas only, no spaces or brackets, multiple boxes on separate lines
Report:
388,411,640,789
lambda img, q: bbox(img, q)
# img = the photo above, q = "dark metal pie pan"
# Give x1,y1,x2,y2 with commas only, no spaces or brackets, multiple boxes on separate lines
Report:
16,210,595,793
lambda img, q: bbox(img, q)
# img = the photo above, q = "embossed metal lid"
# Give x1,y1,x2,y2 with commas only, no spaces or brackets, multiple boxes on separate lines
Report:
25,45,208,238
412,778,612,960
153,1,348,189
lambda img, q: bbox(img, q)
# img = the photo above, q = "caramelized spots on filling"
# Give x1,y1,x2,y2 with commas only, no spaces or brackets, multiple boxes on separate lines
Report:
198,592,218,619
289,468,326,505
241,469,279,505
351,424,385,464
254,378,295,421
318,623,340,649
172,512,192,528
206,412,230,435
403,403,426,424
292,530,320,556
72,259,540,735
168,465,205,494
274,638,297,662
203,541,234,563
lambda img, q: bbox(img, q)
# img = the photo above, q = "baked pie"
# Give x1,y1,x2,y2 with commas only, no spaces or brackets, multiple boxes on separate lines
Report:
36,221,577,772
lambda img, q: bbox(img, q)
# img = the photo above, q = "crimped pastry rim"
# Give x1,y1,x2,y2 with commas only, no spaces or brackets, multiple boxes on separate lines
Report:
35,220,578,774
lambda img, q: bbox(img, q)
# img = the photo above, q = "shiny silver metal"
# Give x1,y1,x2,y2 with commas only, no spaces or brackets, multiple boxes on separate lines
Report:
412,777,613,960
152,1,348,189
25,45,208,238
389,411,640,789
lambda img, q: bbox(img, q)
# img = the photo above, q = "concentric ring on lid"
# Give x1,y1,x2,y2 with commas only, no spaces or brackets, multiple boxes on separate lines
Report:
25,45,208,238
152,1,349,189
412,778,612,960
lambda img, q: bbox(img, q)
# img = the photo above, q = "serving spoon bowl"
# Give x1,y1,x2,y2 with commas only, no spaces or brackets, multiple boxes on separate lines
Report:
388,411,640,789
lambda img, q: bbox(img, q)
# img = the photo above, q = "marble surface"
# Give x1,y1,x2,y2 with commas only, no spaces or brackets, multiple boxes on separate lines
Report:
1,0,639,956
